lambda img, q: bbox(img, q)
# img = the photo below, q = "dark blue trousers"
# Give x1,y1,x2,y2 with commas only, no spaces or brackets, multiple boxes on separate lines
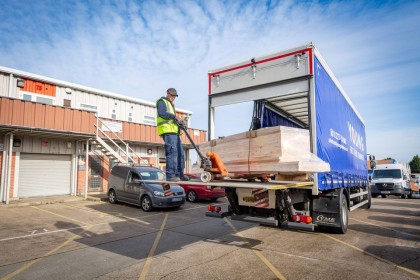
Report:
162,134,185,179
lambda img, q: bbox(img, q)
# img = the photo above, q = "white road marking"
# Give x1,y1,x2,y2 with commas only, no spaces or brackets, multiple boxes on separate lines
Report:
0,223,108,242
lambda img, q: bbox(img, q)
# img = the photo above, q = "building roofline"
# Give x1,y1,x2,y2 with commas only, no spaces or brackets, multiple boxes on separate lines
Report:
0,65,193,115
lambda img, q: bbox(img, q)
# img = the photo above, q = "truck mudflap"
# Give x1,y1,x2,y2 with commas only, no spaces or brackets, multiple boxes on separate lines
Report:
311,188,349,233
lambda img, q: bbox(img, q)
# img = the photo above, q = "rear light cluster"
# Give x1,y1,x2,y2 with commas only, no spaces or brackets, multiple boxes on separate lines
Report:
208,205,222,213
292,214,312,224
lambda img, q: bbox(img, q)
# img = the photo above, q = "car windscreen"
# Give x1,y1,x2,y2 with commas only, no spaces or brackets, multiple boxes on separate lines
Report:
372,169,402,179
138,170,166,181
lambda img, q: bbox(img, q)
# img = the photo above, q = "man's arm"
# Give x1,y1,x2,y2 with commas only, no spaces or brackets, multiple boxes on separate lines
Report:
157,99,176,120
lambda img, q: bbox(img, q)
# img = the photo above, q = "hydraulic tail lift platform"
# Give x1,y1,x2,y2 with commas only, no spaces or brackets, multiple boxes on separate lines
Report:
149,178,315,230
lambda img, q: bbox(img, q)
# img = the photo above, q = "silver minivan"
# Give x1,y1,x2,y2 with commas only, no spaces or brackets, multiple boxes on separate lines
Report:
108,165,186,211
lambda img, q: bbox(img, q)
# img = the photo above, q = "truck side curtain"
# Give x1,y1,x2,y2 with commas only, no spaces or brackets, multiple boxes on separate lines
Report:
314,56,368,190
256,101,302,129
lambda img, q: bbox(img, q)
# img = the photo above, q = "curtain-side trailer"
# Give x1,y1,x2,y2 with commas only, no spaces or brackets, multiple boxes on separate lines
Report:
206,43,370,233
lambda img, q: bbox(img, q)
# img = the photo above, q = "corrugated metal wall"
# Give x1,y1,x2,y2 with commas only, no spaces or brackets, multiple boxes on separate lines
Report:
0,97,96,134
54,86,162,125
0,74,9,97
0,71,195,131
18,136,75,154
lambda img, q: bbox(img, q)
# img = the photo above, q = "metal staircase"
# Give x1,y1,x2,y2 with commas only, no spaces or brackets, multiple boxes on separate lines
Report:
92,115,148,165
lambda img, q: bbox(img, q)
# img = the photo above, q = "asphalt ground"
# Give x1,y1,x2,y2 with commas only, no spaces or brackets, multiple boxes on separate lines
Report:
0,196,419,280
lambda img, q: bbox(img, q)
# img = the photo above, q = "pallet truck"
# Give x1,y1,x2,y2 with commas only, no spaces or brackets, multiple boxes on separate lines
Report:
176,118,229,182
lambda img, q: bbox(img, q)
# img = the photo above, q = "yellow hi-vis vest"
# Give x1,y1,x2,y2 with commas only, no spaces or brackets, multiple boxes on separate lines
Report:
156,98,179,136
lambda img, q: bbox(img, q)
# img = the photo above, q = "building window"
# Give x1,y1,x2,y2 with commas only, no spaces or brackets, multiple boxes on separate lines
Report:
63,99,71,107
128,112,133,122
143,115,156,125
80,103,98,112
36,96,53,105
21,91,54,104
22,94,32,101
111,109,117,120
83,143,92,152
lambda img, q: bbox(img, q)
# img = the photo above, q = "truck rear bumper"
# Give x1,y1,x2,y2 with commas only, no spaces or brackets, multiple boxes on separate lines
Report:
205,212,315,231
287,222,315,231
230,214,278,227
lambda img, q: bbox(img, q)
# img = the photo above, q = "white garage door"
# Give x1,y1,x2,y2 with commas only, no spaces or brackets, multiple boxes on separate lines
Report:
18,154,72,197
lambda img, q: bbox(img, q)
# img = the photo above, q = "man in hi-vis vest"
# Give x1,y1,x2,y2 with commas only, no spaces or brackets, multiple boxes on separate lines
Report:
156,88,189,182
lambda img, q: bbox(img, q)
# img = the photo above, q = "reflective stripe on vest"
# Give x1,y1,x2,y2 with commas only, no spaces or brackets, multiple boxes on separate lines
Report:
156,98,178,136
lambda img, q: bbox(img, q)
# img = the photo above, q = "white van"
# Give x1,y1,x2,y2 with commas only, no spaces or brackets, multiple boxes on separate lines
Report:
370,163,412,198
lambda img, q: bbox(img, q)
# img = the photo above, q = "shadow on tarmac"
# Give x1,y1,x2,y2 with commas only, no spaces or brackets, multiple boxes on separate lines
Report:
372,200,420,209
365,215,420,227
53,201,263,261
364,244,420,273
349,223,420,242
368,207,420,218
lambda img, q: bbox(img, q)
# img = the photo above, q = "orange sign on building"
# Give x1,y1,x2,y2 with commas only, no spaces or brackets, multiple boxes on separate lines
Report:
22,79,56,97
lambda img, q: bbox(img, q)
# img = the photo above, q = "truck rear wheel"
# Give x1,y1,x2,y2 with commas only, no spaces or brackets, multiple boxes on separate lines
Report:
336,193,349,234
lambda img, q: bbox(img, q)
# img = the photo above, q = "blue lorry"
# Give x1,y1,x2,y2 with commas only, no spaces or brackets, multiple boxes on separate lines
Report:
206,43,370,233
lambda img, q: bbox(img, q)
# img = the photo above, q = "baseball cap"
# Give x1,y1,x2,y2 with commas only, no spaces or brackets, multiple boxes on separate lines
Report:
167,88,178,96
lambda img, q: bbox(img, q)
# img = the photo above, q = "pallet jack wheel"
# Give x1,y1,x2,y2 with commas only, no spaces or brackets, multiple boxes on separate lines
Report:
200,172,214,183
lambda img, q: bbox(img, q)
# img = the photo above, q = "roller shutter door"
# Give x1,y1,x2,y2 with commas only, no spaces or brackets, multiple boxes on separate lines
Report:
18,154,71,197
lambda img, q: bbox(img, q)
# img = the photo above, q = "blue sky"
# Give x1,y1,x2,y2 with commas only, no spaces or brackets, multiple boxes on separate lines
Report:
0,0,419,163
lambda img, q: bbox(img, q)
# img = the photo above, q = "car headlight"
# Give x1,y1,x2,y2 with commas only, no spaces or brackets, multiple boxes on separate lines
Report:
154,190,165,197
394,182,403,188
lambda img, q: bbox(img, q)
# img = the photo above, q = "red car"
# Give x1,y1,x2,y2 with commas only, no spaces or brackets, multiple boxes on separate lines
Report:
179,173,225,202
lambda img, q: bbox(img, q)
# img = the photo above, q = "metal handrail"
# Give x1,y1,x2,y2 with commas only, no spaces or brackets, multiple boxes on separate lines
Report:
94,115,148,164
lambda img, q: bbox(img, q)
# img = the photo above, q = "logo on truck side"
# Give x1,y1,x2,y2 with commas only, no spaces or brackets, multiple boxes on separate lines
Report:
316,215,335,224
348,122,364,152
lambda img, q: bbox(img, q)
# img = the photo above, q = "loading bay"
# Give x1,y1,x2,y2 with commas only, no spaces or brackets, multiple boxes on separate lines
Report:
0,197,419,280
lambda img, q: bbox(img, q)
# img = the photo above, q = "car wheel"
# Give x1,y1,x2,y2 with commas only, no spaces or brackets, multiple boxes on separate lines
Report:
210,198,218,202
381,195,387,198
108,190,117,204
187,190,197,202
141,195,153,212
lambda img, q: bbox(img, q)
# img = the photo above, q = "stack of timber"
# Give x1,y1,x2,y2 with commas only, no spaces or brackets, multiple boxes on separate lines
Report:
198,126,330,177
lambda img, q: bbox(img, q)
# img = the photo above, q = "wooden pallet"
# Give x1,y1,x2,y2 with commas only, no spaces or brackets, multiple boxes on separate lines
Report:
198,126,330,176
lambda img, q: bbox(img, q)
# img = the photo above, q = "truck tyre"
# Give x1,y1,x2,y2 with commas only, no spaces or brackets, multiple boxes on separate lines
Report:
336,193,349,234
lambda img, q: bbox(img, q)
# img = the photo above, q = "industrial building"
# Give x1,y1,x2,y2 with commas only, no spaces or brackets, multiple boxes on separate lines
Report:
0,66,206,203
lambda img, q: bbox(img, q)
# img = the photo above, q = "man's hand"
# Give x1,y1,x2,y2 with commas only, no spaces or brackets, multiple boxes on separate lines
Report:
175,116,188,128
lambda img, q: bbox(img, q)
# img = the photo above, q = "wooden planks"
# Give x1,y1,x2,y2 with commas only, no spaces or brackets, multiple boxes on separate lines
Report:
199,126,330,175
